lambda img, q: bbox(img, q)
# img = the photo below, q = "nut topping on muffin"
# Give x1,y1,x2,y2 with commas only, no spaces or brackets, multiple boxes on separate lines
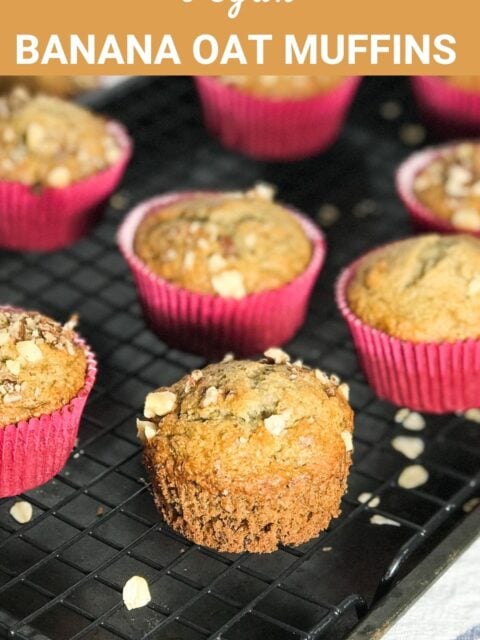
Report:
0,89,123,188
133,187,312,298
0,309,87,427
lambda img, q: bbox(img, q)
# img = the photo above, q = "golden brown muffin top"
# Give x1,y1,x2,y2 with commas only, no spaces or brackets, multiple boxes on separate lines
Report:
443,76,480,92
0,76,100,99
347,234,480,342
138,349,353,488
218,76,343,99
0,309,87,427
133,185,313,298
413,142,480,231
0,88,123,188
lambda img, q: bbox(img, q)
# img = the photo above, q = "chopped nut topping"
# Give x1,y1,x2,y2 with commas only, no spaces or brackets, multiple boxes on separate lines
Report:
207,253,227,273
338,383,350,401
16,340,43,363
137,419,158,443
144,391,177,419
341,431,353,452
244,233,257,249
221,353,234,363
183,251,195,270
203,386,219,407
263,348,290,365
46,166,71,188
452,208,480,231
370,515,400,527
468,276,480,296
25,122,46,153
246,182,276,201
9,501,33,524
211,270,246,299
464,408,480,423
314,369,329,384
264,412,289,436
191,370,203,382
391,436,425,460
122,576,151,611
398,464,429,489
5,359,20,375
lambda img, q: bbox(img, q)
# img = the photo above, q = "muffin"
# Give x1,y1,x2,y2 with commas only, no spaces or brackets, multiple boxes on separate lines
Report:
411,76,480,135
0,76,100,99
336,234,480,412
194,75,361,160
118,185,326,357
0,88,131,251
397,141,480,235
139,349,353,553
0,307,96,497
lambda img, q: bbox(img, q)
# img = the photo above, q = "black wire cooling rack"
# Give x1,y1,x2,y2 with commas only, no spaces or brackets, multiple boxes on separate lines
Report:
0,76,479,640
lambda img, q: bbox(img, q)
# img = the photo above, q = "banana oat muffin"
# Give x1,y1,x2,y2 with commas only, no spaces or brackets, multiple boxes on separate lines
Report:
138,349,353,553
133,185,312,298
218,76,343,99
347,234,480,343
0,76,100,99
413,142,480,231
0,309,87,427
0,88,123,188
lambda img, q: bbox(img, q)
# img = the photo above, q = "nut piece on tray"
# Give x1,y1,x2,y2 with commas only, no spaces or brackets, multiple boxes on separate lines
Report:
138,349,354,553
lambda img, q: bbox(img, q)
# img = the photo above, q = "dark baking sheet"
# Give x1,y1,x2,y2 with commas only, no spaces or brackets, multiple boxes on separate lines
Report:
0,76,479,640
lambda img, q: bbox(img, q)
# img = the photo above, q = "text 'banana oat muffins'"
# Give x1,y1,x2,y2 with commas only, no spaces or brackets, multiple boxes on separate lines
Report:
195,75,360,160
0,88,131,251
138,350,354,553
0,308,97,497
118,186,326,357
337,234,480,412
397,141,480,235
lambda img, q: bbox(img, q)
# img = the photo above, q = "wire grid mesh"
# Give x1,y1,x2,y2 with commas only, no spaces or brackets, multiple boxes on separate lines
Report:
0,76,479,640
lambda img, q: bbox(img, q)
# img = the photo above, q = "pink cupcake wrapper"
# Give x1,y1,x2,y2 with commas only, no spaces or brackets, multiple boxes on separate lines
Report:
194,77,361,161
396,141,480,236
411,76,480,135
0,318,97,498
118,192,326,358
0,121,132,252
336,252,480,413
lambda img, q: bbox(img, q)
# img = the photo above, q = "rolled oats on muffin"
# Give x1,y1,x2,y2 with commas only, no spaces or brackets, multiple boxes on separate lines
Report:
0,88,131,251
398,141,480,234
139,350,354,553
337,234,480,412
195,76,360,160
0,308,96,497
118,186,326,356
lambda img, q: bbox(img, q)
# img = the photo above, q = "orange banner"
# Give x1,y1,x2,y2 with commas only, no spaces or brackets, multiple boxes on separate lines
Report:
0,0,478,75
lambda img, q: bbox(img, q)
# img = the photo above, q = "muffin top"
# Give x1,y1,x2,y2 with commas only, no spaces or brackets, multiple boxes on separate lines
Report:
218,76,343,99
0,76,100,99
0,309,88,427
138,349,353,486
133,185,313,298
443,76,480,92
347,234,480,342
0,88,124,188
413,142,480,231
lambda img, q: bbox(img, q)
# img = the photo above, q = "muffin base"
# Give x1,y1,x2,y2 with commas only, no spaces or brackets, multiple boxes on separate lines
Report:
145,453,350,553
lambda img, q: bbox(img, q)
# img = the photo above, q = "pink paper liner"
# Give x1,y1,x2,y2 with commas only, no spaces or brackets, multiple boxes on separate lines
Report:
118,192,326,358
0,316,97,498
336,250,480,413
0,121,132,252
411,76,480,136
396,141,480,236
194,77,361,161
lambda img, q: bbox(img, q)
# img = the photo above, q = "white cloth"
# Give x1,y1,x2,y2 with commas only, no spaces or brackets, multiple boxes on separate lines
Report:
383,537,480,640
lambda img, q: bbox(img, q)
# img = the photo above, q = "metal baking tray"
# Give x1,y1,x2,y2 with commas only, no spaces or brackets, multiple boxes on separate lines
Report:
0,76,479,640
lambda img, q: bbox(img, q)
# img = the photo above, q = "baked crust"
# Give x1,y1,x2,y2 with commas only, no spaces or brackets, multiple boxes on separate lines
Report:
218,76,343,99
347,234,480,342
140,353,353,553
133,186,312,298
